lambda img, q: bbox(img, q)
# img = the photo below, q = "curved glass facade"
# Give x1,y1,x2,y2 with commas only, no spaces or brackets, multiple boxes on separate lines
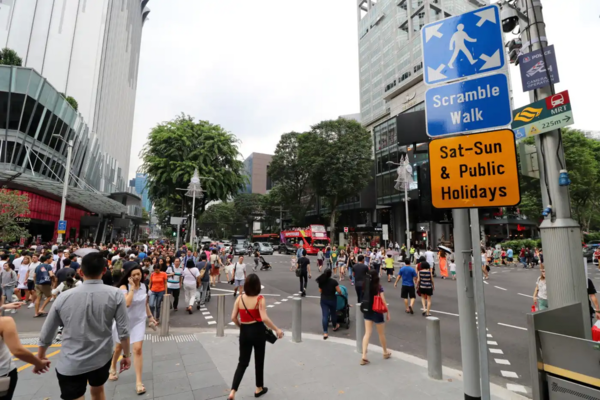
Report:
0,66,124,194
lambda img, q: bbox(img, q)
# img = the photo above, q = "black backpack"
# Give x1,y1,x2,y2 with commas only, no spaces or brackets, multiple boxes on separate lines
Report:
360,272,373,313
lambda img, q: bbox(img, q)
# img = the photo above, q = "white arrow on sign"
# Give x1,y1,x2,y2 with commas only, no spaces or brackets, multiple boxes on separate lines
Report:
479,49,501,71
425,23,444,42
475,7,497,27
428,64,447,81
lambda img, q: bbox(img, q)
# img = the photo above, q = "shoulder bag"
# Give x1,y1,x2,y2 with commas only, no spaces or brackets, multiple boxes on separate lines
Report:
241,295,277,344
372,292,388,314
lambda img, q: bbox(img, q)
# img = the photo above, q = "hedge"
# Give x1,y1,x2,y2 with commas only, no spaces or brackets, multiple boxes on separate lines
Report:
494,239,542,250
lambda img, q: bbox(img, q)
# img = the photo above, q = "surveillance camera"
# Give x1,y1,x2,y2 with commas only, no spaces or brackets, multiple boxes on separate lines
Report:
501,5,519,33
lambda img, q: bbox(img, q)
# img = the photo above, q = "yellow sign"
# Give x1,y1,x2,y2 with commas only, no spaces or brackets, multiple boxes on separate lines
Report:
429,129,520,209
529,125,539,135
514,107,542,123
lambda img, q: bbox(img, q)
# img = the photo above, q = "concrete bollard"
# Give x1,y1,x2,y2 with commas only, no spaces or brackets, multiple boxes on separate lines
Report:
355,303,365,354
159,294,171,337
216,295,226,337
426,316,443,380
292,297,302,343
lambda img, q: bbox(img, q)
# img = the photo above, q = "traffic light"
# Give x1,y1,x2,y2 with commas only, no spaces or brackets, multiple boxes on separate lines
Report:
422,232,427,240
172,231,176,237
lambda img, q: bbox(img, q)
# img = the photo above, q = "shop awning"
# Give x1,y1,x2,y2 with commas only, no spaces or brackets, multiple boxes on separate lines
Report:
0,169,126,215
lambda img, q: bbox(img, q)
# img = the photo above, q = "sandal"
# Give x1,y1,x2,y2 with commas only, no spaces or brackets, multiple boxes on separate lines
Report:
332,324,340,332
360,359,370,365
108,367,118,381
136,384,146,394
383,351,392,359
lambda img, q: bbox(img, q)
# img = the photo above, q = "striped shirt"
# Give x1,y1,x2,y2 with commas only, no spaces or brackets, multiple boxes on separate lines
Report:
166,266,183,289
418,269,433,290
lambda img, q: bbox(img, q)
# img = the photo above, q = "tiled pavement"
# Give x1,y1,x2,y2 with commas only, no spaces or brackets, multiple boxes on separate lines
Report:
12,331,529,400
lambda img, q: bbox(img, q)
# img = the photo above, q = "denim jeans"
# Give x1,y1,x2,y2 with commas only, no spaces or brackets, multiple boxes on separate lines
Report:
197,281,209,305
347,266,354,284
149,291,164,319
320,299,337,333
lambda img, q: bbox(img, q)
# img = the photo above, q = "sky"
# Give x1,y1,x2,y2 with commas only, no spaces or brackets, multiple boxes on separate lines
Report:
128,0,600,180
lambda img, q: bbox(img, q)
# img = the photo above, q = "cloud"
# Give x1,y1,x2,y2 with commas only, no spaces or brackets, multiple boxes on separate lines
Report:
129,0,360,178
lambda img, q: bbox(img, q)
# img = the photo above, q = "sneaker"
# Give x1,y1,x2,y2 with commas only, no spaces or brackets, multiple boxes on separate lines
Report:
50,298,54,302
55,333,62,342
28,303,34,309
10,309,16,314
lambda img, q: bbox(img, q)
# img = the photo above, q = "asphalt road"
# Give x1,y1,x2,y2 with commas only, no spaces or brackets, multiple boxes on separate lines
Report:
11,255,600,398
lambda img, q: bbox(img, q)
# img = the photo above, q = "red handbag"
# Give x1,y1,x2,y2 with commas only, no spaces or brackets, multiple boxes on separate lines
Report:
372,294,388,314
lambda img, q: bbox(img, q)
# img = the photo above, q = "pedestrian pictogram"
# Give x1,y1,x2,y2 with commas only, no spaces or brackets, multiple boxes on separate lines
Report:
57,220,67,234
428,129,520,209
422,4,505,85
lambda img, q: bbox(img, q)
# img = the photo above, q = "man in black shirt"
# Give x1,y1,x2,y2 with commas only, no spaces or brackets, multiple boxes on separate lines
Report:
68,254,80,272
297,254,312,297
352,255,369,303
55,259,74,285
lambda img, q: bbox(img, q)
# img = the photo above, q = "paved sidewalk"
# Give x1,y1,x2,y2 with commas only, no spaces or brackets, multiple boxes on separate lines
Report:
12,331,528,400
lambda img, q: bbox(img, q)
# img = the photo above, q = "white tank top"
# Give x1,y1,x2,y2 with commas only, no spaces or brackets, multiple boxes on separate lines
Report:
0,331,14,376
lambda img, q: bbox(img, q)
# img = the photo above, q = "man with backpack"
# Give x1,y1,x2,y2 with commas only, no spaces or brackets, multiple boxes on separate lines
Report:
33,255,53,317
112,255,125,281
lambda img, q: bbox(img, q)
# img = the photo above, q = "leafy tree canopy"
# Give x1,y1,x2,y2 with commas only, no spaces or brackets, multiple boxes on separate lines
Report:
0,188,30,243
141,114,247,226
0,48,22,67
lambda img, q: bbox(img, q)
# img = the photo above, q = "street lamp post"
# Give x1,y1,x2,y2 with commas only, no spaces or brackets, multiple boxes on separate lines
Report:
177,169,212,253
388,157,413,251
54,134,73,244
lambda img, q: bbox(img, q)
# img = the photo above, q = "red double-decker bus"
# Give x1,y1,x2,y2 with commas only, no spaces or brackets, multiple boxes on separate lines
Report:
251,233,280,246
280,224,330,255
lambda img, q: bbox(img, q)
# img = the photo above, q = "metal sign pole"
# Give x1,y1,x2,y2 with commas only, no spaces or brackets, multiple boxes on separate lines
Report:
176,223,180,250
469,209,490,400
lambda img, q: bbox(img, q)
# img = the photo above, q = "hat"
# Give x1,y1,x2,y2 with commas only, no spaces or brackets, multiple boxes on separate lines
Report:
129,254,136,260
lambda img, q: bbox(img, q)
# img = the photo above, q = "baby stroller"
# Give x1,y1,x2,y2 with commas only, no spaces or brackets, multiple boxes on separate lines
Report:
332,284,350,329
259,256,272,271
195,284,211,310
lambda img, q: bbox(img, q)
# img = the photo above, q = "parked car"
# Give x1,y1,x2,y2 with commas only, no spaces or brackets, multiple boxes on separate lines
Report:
221,240,232,253
278,242,297,255
584,241,600,262
253,242,274,255
233,244,247,256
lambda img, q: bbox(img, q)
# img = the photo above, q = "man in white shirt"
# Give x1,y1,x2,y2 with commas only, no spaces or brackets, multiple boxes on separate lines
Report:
232,256,247,297
425,247,436,269
12,253,24,272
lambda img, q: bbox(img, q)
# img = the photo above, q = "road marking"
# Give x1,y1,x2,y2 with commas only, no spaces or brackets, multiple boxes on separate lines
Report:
495,359,511,365
202,312,210,315
487,341,498,345
489,348,504,354
267,305,274,308
17,347,61,372
430,310,459,317
287,296,294,299
501,370,519,378
498,323,527,331
305,295,320,299
211,288,235,293
281,299,288,302
494,286,507,291
518,293,534,298
208,321,216,325
228,322,235,326
483,281,489,285
491,272,498,274
274,302,281,305
487,334,493,338
205,316,213,320
506,384,527,394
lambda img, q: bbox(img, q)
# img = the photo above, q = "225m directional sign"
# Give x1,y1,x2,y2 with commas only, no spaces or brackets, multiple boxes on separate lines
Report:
422,4,506,85
512,90,574,139
425,73,512,137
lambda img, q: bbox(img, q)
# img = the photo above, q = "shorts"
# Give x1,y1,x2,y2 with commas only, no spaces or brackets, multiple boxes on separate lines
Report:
234,279,245,288
507,257,513,262
372,263,381,273
56,358,111,400
419,288,433,297
317,259,323,267
35,284,52,299
27,280,35,291
400,285,416,299
386,268,394,276
451,271,456,276
364,311,384,324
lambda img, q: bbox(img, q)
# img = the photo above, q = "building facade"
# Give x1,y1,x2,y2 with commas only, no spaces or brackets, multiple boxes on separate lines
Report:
0,0,150,244
242,153,273,194
356,0,505,247
130,172,151,212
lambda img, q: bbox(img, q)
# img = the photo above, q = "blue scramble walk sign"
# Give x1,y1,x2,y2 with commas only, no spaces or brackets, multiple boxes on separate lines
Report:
425,73,512,137
422,4,505,85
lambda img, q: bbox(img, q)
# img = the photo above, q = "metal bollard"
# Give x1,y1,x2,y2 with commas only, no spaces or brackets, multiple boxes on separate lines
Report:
159,294,171,337
292,297,302,343
426,316,443,380
355,303,364,354
216,295,225,337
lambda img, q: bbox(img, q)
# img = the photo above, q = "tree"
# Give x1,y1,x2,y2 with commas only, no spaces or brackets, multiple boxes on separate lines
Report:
140,114,247,226
301,118,373,242
268,132,313,225
197,202,237,238
59,93,79,111
0,48,22,66
0,188,30,243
